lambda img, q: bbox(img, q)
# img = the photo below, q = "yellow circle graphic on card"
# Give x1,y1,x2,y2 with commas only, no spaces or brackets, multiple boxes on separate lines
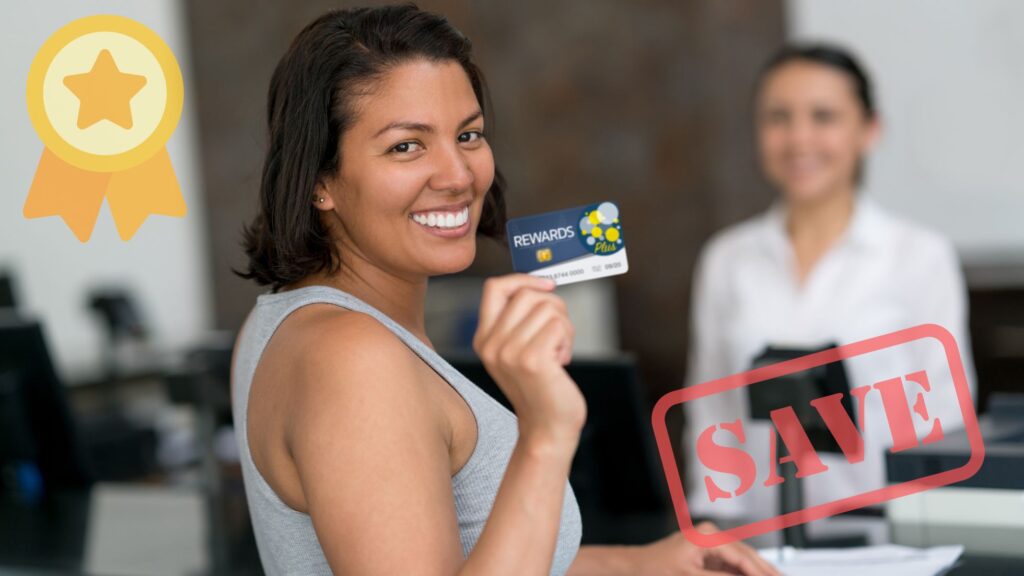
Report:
26,15,183,172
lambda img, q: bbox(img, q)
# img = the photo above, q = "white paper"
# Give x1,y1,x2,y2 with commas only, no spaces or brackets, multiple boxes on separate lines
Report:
758,544,963,576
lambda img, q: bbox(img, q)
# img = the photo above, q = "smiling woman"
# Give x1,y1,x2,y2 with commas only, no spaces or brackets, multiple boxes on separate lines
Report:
235,8,505,293
230,5,775,576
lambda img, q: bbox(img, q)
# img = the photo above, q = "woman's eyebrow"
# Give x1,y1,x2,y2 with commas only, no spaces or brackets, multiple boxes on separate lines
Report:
458,110,483,129
374,120,432,138
373,110,483,139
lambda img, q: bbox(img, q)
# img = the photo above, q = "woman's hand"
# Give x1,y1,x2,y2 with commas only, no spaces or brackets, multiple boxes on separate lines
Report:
626,524,781,576
473,274,586,448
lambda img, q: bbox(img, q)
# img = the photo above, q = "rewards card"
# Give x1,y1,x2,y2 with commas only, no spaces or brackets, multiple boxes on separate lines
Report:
506,201,628,286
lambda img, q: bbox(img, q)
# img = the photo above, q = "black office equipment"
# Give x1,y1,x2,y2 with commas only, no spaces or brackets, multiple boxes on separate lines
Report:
445,353,671,544
0,271,17,310
0,313,92,499
888,393,1023,490
747,344,859,548
748,345,855,454
86,289,147,342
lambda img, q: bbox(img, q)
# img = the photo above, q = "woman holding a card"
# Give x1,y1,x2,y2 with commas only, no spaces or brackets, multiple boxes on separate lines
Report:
683,44,973,531
231,5,776,576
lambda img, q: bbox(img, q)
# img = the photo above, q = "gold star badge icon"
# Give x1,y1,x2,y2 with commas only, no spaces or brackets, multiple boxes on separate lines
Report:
26,15,185,241
63,48,147,130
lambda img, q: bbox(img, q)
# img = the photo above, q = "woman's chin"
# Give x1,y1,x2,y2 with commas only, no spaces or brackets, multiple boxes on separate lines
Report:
425,248,476,277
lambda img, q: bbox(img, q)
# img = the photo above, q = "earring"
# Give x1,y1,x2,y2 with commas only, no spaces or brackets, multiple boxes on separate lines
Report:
317,197,325,203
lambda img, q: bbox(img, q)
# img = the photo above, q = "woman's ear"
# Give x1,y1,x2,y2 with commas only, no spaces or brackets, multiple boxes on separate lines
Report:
313,179,336,211
862,115,883,153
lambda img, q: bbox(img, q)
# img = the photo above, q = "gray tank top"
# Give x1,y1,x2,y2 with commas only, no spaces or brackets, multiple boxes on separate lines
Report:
231,285,583,575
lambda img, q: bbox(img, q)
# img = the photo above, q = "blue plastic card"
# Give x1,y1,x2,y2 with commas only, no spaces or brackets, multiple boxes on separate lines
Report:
505,201,628,286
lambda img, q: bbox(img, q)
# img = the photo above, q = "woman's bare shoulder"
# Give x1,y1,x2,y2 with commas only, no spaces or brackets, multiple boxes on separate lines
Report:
247,304,441,514
273,305,419,391
279,305,437,432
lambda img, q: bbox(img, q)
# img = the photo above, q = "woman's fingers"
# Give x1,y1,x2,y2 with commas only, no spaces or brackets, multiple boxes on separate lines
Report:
692,522,778,576
475,284,572,377
483,288,566,351
504,301,573,365
743,544,780,576
523,315,572,372
705,540,780,576
475,274,555,341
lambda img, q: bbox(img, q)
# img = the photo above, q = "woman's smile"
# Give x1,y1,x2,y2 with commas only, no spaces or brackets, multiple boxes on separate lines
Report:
410,203,472,238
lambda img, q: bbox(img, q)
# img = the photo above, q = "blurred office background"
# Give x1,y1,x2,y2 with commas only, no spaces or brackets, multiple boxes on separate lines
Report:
1,1,1021,574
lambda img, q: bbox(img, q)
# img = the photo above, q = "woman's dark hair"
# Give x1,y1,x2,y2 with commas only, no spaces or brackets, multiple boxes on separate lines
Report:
235,4,507,292
756,43,876,119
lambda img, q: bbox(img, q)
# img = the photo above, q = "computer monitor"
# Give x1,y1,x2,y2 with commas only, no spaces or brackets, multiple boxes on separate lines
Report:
0,271,17,310
444,353,669,542
0,313,92,498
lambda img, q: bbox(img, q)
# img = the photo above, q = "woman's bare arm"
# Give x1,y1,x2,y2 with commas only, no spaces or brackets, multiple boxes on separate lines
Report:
287,302,580,576
287,313,464,574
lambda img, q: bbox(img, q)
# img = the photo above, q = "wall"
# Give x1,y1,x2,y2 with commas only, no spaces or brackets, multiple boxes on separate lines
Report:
0,1,212,382
787,0,1024,262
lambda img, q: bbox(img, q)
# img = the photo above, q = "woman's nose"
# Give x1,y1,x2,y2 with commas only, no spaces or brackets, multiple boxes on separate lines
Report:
786,116,817,147
429,144,474,193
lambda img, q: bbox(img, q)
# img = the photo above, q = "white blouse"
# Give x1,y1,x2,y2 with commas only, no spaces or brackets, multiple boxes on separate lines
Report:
682,195,975,523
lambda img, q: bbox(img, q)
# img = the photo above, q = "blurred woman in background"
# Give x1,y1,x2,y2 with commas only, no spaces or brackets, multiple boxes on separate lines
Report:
683,44,974,532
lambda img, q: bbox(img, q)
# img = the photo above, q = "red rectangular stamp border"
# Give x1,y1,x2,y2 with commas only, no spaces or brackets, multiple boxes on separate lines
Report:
651,323,984,547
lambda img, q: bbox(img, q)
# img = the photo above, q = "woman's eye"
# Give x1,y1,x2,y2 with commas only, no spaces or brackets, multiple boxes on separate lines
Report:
763,110,790,125
390,141,424,154
458,130,484,144
812,110,836,124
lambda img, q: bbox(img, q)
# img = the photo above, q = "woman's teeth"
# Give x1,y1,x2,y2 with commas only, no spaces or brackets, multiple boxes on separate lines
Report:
412,206,469,229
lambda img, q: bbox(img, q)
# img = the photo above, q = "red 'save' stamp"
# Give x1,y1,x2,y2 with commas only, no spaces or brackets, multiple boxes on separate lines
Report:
651,323,983,547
